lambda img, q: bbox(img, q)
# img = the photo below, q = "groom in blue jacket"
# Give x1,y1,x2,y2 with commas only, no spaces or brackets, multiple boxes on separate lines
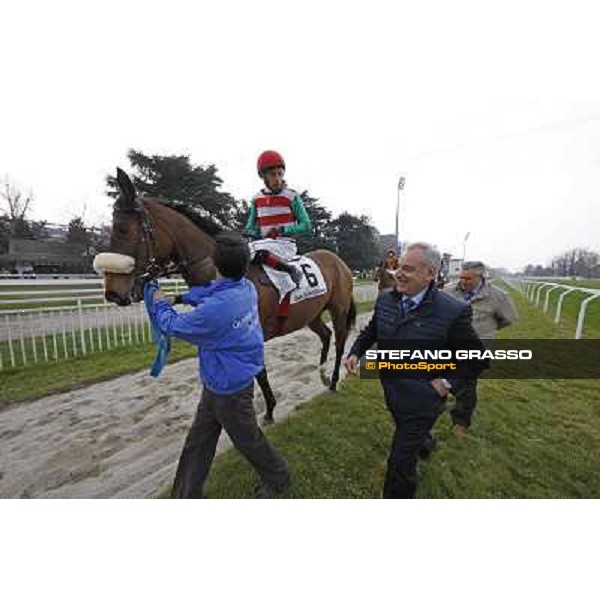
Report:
148,232,290,498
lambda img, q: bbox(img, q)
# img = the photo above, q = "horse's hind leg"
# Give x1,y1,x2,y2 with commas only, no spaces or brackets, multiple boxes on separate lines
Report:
308,315,332,365
256,368,276,426
308,315,332,387
328,301,355,392
329,340,345,391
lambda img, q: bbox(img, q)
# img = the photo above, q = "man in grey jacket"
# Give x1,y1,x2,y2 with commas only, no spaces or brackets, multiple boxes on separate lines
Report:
446,261,518,434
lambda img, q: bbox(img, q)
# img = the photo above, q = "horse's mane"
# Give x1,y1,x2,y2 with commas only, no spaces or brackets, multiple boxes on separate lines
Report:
148,197,225,237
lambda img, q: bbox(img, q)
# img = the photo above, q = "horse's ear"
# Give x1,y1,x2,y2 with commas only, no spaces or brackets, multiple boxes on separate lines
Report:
116,168,136,206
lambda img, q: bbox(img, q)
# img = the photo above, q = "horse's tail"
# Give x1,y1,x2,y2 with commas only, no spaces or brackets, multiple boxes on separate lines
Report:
347,298,357,330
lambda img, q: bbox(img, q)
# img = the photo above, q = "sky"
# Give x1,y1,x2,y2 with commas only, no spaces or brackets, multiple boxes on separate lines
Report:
1,0,599,271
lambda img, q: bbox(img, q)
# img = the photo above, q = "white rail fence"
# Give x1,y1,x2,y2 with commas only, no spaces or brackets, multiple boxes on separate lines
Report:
0,278,186,371
504,278,600,339
0,280,378,371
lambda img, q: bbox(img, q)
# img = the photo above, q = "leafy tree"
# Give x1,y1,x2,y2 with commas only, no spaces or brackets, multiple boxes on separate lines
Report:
330,212,379,271
231,198,250,232
106,150,240,227
66,216,89,246
295,191,336,254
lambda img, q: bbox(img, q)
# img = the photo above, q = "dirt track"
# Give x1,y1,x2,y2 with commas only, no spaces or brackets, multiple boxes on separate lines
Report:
0,313,371,498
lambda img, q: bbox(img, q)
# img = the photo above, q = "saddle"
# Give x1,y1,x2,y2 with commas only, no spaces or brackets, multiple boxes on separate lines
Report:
249,256,328,332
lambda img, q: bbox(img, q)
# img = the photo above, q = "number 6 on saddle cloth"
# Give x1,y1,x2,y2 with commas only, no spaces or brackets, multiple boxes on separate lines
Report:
248,238,327,304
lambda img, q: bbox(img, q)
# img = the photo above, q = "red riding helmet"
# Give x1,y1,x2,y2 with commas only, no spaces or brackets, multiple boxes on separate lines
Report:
257,150,285,175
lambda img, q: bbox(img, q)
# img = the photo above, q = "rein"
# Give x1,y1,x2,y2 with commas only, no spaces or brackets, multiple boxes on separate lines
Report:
124,198,209,285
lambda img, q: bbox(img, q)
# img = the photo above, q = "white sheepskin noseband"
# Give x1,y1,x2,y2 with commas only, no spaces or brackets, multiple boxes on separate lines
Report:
93,252,135,275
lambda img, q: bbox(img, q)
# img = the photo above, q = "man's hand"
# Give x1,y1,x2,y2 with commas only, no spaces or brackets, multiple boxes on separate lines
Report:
152,289,167,302
344,354,360,375
431,378,451,399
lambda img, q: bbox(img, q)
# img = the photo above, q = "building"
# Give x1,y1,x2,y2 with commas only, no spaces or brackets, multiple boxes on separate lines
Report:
439,253,463,284
0,238,90,274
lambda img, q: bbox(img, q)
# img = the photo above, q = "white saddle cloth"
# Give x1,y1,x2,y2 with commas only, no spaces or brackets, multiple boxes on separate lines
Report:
248,238,328,303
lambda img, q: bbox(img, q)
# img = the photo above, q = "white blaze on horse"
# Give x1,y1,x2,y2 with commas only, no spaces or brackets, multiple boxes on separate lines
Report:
94,168,356,423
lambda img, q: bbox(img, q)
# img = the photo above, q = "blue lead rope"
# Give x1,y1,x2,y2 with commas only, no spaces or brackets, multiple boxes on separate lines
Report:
143,281,171,377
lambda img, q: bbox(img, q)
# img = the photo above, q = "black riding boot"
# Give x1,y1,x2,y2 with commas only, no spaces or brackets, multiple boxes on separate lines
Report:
253,250,302,287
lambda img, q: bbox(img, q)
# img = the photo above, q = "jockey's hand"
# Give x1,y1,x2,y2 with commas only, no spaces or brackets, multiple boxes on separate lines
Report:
265,227,281,239
344,355,360,376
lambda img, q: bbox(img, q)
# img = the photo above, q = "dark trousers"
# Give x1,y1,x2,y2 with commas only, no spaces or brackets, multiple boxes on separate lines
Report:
450,379,478,428
383,409,439,499
171,382,289,498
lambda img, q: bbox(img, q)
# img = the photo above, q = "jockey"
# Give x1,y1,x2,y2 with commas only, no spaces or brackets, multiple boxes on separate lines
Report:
245,150,312,287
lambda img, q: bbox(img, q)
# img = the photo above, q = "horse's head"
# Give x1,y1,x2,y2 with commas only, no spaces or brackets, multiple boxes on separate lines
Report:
93,168,171,305
95,168,219,305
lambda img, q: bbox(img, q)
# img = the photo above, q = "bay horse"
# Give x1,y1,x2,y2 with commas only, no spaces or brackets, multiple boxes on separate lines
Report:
96,169,356,424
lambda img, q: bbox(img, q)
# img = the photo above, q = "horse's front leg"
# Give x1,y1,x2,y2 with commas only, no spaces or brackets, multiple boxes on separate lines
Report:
256,367,276,426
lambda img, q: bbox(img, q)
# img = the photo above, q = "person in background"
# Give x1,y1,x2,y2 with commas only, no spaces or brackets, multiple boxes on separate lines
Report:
374,248,400,291
445,261,518,435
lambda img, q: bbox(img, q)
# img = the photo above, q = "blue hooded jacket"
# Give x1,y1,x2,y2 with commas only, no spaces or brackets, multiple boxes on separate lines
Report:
147,278,264,395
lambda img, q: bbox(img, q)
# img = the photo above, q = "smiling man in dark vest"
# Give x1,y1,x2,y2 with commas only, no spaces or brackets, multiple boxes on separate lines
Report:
344,242,486,499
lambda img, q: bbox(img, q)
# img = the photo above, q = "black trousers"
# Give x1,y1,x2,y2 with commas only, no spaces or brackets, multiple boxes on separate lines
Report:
171,383,289,498
450,379,478,428
382,411,439,499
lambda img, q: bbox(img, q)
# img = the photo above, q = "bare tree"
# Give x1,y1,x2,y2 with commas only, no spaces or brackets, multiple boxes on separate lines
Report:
573,248,600,278
551,247,600,278
0,177,34,236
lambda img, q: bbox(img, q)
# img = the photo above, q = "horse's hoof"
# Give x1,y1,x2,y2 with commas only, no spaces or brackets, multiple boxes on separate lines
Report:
262,415,275,427
319,367,331,388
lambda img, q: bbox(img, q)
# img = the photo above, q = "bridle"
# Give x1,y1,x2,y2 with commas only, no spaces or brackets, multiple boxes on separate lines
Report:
116,197,211,286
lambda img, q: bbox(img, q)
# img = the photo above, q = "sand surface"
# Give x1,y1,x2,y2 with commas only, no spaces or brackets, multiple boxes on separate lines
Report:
0,313,372,498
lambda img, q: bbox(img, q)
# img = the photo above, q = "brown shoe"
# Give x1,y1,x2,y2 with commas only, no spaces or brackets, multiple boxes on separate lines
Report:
453,424,470,437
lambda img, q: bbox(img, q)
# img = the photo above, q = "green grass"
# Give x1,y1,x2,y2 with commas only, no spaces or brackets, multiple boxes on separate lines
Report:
0,338,198,407
526,278,600,289
0,300,375,406
508,281,600,339
187,376,599,499
161,286,600,499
